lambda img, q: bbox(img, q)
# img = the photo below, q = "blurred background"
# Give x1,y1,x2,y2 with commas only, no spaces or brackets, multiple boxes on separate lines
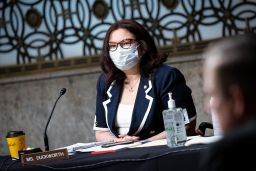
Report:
0,0,255,154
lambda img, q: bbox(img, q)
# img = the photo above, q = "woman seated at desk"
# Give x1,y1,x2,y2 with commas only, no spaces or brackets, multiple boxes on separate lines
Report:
93,19,197,143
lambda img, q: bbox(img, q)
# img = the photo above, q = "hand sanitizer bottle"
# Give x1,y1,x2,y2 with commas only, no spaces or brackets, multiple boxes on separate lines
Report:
162,93,187,147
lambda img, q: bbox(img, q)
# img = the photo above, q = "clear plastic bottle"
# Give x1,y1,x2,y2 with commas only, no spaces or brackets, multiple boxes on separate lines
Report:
162,93,187,147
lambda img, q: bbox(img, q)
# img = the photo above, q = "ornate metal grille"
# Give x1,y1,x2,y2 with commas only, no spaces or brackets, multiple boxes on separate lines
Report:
0,0,255,76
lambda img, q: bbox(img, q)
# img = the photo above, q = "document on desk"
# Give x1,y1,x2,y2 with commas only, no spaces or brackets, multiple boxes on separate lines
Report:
185,135,222,146
64,136,221,154
61,139,167,155
76,140,152,153
129,139,167,148
59,141,112,155
77,142,134,152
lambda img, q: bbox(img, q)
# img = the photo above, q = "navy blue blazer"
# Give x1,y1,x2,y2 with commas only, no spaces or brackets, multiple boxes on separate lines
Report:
94,64,197,139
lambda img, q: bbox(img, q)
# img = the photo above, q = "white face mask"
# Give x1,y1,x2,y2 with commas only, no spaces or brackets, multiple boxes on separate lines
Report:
109,45,139,71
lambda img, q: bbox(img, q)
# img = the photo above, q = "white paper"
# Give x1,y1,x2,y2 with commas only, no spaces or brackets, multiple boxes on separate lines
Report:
185,135,222,146
57,141,112,155
129,139,167,148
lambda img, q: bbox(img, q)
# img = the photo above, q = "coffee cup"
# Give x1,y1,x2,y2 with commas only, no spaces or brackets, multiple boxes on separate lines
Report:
6,131,26,159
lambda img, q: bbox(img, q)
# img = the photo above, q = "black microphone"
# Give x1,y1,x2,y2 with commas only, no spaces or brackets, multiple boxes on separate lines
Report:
44,88,66,151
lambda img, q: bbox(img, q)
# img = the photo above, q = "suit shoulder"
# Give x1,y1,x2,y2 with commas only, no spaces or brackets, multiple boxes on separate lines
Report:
97,73,108,90
97,73,107,82
154,64,184,79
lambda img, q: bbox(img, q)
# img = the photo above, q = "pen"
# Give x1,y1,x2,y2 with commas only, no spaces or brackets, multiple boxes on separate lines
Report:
90,140,151,154
90,150,116,155
73,141,113,151
101,140,134,148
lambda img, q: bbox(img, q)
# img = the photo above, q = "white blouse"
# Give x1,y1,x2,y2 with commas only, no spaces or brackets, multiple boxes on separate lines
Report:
115,103,134,135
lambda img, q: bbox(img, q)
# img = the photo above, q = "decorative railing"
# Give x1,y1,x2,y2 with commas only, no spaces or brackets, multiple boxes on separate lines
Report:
0,0,255,77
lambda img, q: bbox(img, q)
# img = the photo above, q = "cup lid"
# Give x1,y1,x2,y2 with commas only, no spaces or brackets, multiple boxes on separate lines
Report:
6,131,25,138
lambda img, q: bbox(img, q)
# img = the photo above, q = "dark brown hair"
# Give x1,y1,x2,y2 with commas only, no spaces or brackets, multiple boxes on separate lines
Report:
100,19,167,86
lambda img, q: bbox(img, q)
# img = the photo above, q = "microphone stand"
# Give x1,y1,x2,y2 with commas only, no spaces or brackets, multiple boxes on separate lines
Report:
44,88,66,151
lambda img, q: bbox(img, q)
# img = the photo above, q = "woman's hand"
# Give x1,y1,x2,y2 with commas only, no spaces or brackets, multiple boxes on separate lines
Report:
95,130,116,142
96,131,140,142
114,134,140,142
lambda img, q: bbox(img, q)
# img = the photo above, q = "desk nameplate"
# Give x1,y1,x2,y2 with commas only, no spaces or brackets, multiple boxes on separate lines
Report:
20,148,68,164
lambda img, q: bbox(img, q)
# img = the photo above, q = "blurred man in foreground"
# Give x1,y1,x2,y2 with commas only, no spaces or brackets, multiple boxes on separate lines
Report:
200,33,256,171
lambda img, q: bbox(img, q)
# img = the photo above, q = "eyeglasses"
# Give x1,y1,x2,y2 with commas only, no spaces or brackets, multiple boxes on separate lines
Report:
108,38,139,52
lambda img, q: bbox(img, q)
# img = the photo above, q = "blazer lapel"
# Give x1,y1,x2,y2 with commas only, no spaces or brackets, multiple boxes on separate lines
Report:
102,81,122,136
129,77,154,135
